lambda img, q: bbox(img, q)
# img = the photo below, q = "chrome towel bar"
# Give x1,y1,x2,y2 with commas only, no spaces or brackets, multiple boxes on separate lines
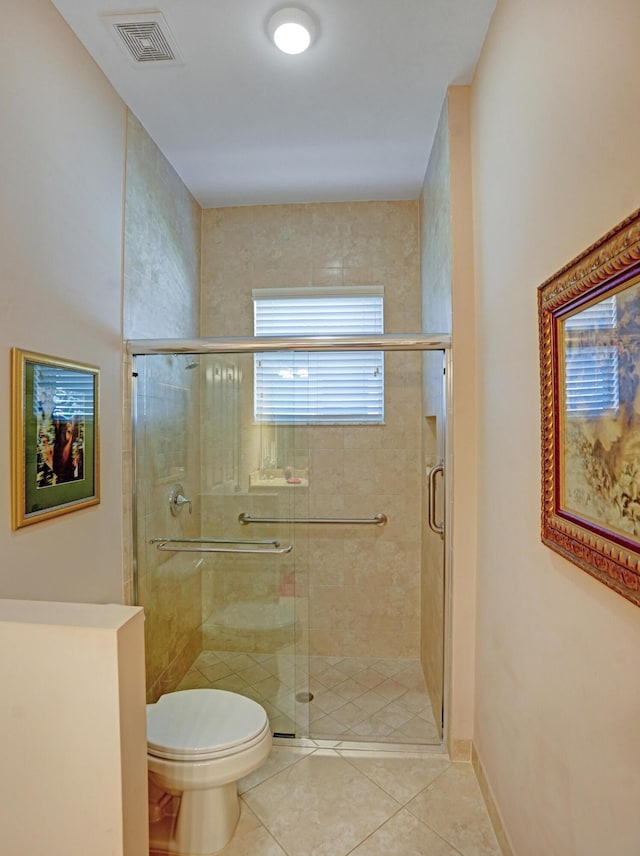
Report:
150,537,292,554
238,512,387,526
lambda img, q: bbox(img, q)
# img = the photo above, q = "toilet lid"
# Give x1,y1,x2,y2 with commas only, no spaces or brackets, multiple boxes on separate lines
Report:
147,689,269,760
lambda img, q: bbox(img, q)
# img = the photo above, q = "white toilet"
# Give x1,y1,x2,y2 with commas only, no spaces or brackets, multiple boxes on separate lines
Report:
147,688,272,855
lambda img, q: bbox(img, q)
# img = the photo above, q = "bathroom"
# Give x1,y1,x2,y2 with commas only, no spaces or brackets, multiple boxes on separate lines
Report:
127,109,449,747
125,113,458,848
118,74,472,845
2,3,477,852
8,1,640,854
0,0,491,852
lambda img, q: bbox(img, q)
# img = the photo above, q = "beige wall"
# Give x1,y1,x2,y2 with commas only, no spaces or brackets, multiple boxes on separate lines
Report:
122,115,202,699
0,0,126,602
420,88,478,754
0,600,148,855
201,202,424,659
471,1,640,852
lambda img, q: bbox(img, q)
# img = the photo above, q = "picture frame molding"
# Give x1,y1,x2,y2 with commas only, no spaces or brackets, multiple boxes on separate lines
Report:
538,208,640,606
11,348,100,530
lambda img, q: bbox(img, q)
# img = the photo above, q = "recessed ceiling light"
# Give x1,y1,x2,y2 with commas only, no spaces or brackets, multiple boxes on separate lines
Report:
267,7,317,55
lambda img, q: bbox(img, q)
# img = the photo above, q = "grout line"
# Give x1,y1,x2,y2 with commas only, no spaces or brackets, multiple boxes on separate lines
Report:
238,744,319,795
424,821,467,856
235,746,496,856
337,751,446,804
342,804,406,855
185,651,440,747
239,798,295,856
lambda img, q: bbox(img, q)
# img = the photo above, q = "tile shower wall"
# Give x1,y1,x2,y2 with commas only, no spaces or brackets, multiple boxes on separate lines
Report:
200,201,423,659
122,112,202,700
123,113,201,341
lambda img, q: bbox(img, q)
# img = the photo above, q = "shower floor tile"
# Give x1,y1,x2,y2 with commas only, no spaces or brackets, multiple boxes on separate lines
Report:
177,650,299,735
309,655,440,744
176,651,440,745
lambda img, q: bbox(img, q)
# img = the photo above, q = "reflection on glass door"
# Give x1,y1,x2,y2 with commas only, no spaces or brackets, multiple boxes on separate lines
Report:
134,352,308,738
133,343,447,745
198,353,308,737
292,349,446,745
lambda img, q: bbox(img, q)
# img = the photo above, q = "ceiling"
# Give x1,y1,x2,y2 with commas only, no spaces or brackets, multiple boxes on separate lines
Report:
51,0,496,208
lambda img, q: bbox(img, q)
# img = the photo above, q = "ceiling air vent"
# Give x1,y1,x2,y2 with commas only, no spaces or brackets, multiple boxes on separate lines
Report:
102,12,183,67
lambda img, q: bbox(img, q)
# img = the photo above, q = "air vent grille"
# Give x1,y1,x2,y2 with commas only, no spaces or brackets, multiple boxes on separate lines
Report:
102,12,183,66
115,21,175,62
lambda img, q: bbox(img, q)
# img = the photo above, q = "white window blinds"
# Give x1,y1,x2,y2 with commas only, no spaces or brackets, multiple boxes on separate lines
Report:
253,287,384,424
563,296,619,417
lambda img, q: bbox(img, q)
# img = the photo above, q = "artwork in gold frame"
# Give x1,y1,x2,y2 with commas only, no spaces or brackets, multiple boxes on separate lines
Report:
538,208,640,606
11,349,100,530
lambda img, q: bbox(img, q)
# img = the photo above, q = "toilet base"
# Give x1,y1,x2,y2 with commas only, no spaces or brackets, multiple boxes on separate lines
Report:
146,690,272,854
149,781,240,856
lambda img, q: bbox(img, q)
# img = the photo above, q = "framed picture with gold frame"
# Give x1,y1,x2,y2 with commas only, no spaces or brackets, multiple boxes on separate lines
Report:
11,349,100,530
538,209,640,606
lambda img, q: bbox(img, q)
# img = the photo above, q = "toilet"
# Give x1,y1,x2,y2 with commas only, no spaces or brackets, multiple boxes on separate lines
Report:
147,688,272,855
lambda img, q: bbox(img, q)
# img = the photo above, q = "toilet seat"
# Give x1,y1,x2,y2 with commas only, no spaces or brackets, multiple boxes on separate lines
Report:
147,688,270,762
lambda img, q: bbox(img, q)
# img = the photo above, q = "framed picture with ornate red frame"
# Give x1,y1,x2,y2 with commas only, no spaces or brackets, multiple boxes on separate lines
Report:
538,209,640,606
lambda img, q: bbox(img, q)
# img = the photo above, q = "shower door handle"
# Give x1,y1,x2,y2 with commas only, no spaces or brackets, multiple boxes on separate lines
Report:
427,461,445,537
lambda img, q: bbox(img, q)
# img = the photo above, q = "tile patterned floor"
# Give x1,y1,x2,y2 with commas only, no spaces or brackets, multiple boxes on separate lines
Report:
220,744,502,855
177,652,440,744
176,649,301,737
309,655,440,744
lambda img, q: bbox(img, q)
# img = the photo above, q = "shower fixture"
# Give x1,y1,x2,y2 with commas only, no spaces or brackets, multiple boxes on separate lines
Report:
175,354,199,370
169,484,192,516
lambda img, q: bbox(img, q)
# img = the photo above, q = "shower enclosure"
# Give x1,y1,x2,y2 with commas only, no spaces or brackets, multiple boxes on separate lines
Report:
129,334,450,746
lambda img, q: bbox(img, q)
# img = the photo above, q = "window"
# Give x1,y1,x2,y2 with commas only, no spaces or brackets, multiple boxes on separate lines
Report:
253,286,384,424
563,295,619,417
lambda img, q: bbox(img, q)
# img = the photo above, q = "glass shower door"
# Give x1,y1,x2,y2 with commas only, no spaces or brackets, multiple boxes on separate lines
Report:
134,352,309,738
198,352,309,737
132,336,450,746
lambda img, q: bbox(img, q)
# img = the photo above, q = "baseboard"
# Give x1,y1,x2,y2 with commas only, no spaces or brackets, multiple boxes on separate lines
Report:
472,743,515,856
449,737,472,761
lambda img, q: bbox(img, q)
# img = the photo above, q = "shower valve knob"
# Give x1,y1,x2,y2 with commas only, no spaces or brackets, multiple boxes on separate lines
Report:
169,484,192,516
